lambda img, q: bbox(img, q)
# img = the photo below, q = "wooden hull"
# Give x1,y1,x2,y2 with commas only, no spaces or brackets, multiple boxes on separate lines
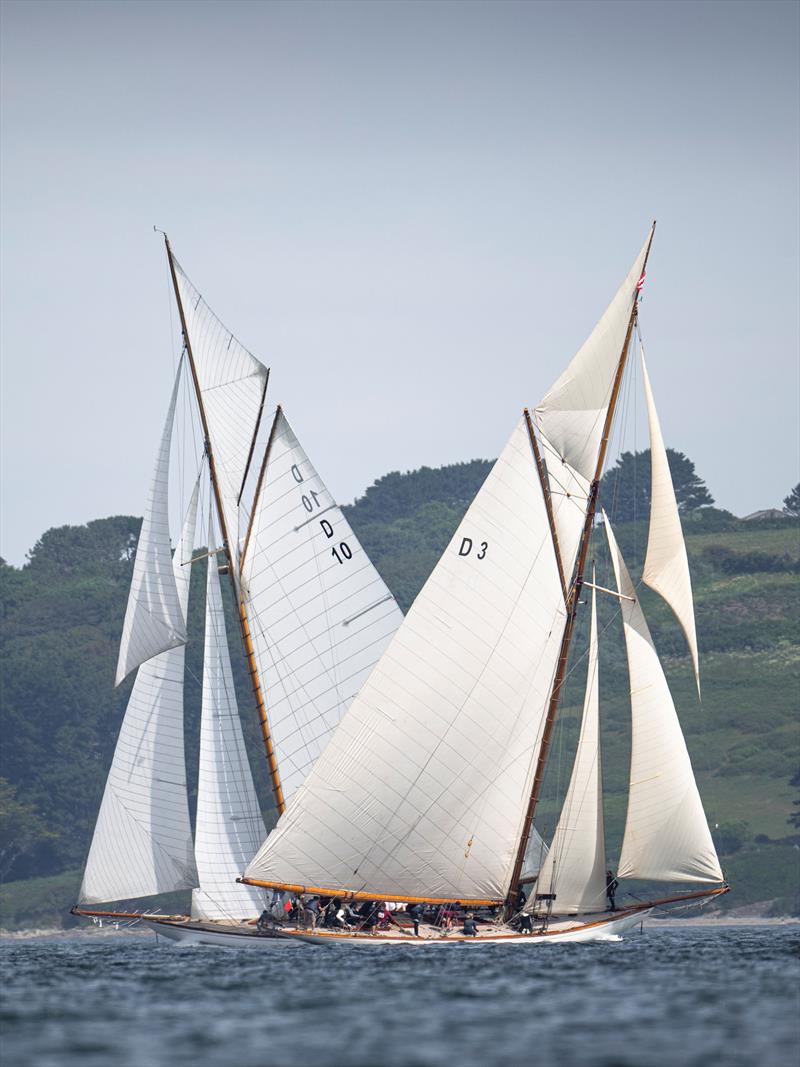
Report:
145,906,649,948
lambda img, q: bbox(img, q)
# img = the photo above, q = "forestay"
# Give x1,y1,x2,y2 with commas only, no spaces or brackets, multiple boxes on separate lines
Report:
245,417,569,902
535,229,651,481
192,552,267,921
605,516,723,884
640,350,701,695
172,256,269,557
80,480,200,904
531,583,607,913
115,368,188,686
239,409,404,804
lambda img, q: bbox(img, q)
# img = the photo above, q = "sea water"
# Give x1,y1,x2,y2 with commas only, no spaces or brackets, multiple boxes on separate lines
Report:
1,925,798,1067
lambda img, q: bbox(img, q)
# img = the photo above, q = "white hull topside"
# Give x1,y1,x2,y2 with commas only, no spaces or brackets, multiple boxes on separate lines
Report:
146,908,650,949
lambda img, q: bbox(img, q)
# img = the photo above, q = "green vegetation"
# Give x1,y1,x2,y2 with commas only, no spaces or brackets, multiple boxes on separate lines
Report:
1,453,799,927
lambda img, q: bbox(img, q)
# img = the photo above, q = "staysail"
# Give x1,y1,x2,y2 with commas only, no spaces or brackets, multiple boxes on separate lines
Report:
115,367,188,686
80,479,200,904
532,581,607,913
640,350,701,694
244,416,569,903
604,515,722,883
171,254,269,557
535,229,652,481
192,550,267,921
239,408,404,804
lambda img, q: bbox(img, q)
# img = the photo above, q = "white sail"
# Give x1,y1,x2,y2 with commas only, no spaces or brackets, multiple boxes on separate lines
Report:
532,583,607,913
245,417,569,903
641,351,701,695
192,551,267,921
80,480,200,904
172,256,269,558
115,368,187,686
604,516,723,884
519,826,549,883
542,449,592,593
535,230,652,481
240,408,404,804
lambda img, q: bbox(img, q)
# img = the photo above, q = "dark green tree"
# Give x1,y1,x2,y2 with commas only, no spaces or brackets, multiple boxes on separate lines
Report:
788,769,800,830
783,484,800,517
599,448,714,522
0,778,56,880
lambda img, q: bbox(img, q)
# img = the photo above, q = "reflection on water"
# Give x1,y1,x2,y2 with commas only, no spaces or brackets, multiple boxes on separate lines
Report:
1,926,798,1067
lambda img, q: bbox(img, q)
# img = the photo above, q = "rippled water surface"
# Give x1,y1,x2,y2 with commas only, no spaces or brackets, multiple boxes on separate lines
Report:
1,926,798,1067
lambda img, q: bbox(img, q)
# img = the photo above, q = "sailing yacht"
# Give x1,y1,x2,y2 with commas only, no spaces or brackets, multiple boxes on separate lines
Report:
72,237,405,938
224,222,730,946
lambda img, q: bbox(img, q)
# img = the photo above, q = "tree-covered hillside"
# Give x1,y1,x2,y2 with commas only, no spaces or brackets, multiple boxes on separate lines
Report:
1,455,798,926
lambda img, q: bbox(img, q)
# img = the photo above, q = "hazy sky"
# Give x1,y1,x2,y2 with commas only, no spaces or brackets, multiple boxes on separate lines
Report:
1,0,798,565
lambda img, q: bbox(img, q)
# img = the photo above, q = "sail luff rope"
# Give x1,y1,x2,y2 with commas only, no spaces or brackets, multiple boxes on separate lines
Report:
163,235,286,816
505,223,657,909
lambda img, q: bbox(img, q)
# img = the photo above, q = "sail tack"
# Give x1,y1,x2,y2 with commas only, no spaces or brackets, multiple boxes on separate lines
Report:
535,229,652,481
605,516,723,884
80,481,200,904
192,553,267,921
239,409,404,805
532,583,607,913
172,256,269,557
245,417,569,903
115,368,188,686
641,351,700,695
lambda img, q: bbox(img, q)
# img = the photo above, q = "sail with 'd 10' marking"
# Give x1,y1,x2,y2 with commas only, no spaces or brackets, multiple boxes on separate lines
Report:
239,407,404,806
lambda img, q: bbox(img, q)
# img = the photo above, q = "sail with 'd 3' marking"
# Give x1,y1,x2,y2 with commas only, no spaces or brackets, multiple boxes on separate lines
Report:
244,416,568,903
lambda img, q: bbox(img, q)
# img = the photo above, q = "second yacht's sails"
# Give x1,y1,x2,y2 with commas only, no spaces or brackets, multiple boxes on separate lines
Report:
80,481,200,904
240,409,404,805
192,553,267,921
605,516,722,884
245,417,568,903
532,583,606,913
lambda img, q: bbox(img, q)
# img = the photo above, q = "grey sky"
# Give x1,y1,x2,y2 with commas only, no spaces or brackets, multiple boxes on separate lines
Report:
1,0,798,565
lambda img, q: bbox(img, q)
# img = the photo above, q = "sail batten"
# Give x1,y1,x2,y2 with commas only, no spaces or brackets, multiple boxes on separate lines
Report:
115,367,187,686
79,479,201,905
245,417,569,902
640,350,701,695
605,516,723,884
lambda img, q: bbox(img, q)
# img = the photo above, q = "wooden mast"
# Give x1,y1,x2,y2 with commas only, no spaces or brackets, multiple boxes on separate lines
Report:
506,223,656,907
163,235,286,816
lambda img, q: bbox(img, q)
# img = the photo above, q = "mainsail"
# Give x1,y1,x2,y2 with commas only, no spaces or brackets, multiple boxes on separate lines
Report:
239,408,404,804
115,367,188,686
192,550,267,921
80,480,200,904
640,350,701,695
532,582,607,913
605,515,722,883
245,416,569,903
535,230,652,481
